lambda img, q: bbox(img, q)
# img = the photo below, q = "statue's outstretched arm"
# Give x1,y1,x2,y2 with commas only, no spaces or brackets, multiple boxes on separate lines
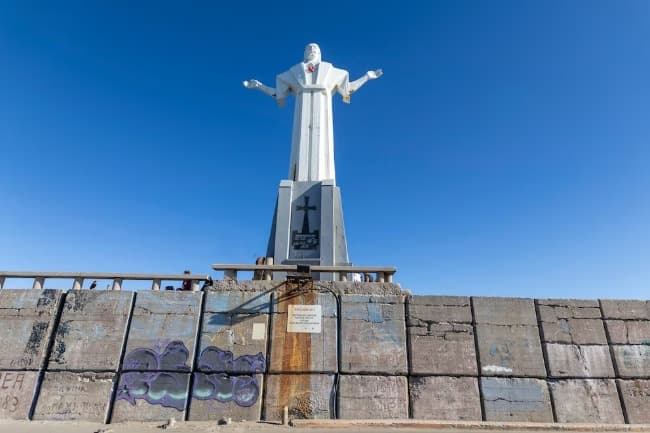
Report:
243,80,276,97
243,79,287,107
349,69,383,94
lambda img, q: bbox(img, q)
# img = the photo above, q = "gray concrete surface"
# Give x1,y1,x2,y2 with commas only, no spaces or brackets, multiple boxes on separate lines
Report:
263,374,334,421
546,344,615,378
337,375,408,419
476,324,546,377
0,290,63,370
269,291,337,373
32,371,114,422
549,379,624,424
481,377,553,422
409,376,481,421
123,291,201,371
48,291,132,371
187,373,263,421
407,296,477,376
340,295,407,374
0,371,39,420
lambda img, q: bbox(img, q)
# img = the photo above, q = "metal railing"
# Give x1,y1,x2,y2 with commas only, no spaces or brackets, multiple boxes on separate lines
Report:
0,271,210,291
211,264,397,282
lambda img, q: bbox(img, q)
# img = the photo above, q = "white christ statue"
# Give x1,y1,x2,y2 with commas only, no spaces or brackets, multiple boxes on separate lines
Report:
244,43,382,183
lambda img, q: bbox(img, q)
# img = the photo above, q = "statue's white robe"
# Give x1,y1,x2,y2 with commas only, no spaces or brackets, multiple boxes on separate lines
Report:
276,61,350,183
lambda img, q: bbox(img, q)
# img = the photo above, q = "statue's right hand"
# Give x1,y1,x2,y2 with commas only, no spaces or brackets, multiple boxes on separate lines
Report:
243,79,261,89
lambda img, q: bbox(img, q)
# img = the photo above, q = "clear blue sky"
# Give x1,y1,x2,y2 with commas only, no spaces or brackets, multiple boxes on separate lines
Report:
1,1,649,298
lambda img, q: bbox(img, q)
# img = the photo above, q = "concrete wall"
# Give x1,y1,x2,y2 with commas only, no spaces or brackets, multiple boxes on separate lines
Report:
1,284,650,424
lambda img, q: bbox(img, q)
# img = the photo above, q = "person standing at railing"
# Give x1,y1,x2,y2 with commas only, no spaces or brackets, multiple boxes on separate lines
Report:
181,269,192,291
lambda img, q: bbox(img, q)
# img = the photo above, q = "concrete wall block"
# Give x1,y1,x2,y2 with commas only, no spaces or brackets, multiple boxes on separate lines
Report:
272,291,337,316
476,324,545,377
188,373,263,421
606,320,650,345
204,289,271,314
600,300,650,320
537,299,602,320
317,281,404,296
111,372,190,422
546,344,614,378
409,376,481,421
473,297,537,326
49,291,132,371
481,377,553,422
269,315,336,373
408,323,477,375
269,289,337,373
407,296,472,325
263,374,334,421
540,318,607,345
338,375,408,419
0,371,39,420
341,296,407,374
612,345,650,378
123,292,201,371
198,313,268,373
32,371,115,422
0,290,63,370
549,379,624,424
617,379,650,424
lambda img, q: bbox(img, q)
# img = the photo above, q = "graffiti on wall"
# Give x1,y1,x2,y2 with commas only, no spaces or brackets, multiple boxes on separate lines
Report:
193,373,260,407
197,346,265,373
123,341,191,371
116,372,188,411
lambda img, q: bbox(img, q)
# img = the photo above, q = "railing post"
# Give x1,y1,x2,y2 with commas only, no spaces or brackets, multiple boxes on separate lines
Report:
386,273,393,283
33,277,44,290
191,280,199,291
263,257,274,281
376,272,385,283
112,278,122,291
72,277,83,290
339,273,348,282
152,279,161,291
224,270,237,281
0,277,4,290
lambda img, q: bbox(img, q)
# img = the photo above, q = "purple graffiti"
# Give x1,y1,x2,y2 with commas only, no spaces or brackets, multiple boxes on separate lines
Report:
123,341,190,371
116,372,187,411
192,373,260,407
197,346,265,373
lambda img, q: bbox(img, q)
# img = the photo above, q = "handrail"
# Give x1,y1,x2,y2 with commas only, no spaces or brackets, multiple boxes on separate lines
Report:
211,264,396,282
0,271,209,291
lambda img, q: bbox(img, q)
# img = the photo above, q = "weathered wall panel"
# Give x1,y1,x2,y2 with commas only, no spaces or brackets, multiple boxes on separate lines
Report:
618,379,650,424
546,344,615,378
111,372,190,422
123,291,201,372
338,375,408,419
48,291,132,371
269,290,337,373
407,296,476,376
340,295,407,374
32,371,114,422
409,376,481,421
481,377,553,422
263,374,334,421
188,373,263,421
0,290,63,370
0,371,40,420
549,379,624,424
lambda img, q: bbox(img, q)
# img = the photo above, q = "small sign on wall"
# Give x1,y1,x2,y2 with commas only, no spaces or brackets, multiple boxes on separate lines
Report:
287,305,322,333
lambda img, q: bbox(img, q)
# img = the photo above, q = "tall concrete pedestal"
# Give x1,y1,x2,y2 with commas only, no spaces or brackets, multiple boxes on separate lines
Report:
267,179,349,280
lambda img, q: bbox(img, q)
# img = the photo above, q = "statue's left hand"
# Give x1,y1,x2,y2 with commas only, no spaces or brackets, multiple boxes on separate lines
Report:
367,69,383,79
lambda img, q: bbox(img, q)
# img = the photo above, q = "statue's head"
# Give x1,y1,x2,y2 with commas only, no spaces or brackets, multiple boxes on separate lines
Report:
304,43,321,64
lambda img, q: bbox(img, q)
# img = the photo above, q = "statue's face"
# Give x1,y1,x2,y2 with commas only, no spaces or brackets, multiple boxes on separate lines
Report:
304,43,321,63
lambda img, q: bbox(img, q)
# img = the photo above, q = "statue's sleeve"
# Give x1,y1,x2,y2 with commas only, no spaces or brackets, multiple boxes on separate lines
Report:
275,74,291,101
335,70,351,103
